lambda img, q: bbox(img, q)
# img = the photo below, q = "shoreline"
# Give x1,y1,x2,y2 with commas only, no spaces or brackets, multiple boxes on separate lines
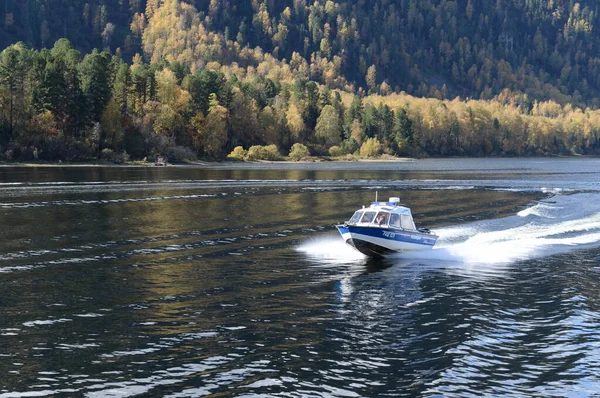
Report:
0,157,417,168
0,154,595,168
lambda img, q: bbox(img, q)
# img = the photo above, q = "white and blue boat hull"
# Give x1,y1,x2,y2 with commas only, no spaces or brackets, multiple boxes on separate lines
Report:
336,225,437,257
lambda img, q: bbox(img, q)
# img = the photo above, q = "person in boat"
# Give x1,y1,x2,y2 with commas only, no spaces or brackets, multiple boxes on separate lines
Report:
376,212,389,225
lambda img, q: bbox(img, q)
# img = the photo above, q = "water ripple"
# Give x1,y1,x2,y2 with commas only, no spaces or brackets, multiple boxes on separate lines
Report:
3,163,600,397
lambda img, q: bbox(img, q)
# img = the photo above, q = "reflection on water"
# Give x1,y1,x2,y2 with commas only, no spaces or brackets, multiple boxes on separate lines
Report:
2,160,600,396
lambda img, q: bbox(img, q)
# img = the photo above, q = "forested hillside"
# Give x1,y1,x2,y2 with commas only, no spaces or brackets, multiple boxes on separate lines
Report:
3,0,600,106
3,0,600,163
0,0,143,54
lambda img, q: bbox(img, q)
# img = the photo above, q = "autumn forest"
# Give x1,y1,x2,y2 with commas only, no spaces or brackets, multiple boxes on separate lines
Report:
2,0,600,162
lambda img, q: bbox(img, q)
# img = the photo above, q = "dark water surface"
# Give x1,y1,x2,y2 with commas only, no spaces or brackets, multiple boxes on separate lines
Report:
1,158,600,397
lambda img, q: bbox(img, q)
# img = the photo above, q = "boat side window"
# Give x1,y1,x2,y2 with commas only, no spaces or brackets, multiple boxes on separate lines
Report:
389,213,401,228
374,212,390,226
360,211,376,223
401,215,416,230
349,211,363,224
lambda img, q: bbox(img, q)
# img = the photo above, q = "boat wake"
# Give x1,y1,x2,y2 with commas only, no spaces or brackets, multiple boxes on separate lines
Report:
300,192,600,265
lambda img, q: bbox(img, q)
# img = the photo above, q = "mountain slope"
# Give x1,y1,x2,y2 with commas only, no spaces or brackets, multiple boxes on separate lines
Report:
3,0,600,106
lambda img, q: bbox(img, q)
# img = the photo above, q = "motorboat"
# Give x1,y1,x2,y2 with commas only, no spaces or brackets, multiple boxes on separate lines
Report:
336,196,437,257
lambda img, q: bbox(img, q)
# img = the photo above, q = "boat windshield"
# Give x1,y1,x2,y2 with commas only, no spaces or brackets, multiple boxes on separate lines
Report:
401,214,416,230
360,211,376,223
389,213,401,228
389,213,416,230
349,210,363,224
374,211,390,226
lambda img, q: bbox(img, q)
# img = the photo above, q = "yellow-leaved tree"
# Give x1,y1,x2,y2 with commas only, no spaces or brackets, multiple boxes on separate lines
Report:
315,104,342,147
286,101,305,142
194,93,228,158
360,137,381,157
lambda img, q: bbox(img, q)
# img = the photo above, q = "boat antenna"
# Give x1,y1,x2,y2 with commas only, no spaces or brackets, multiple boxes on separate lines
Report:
375,191,378,202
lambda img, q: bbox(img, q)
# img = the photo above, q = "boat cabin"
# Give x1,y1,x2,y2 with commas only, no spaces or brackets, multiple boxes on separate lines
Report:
347,198,417,231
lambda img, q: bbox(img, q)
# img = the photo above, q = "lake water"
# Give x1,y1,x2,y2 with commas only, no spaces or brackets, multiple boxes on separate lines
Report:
1,158,600,397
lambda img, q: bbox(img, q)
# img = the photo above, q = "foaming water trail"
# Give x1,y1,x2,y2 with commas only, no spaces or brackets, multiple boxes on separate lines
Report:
408,193,600,264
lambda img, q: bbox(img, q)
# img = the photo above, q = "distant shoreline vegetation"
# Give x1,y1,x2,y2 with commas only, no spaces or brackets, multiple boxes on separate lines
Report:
0,152,596,169
2,38,600,164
